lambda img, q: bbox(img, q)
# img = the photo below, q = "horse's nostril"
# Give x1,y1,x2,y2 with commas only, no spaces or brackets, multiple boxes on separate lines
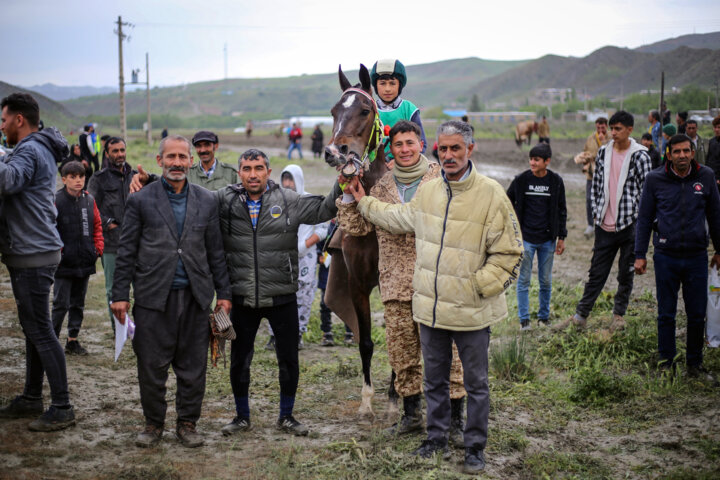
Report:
339,145,348,155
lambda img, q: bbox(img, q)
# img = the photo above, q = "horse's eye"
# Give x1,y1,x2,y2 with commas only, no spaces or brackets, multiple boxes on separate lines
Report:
361,109,370,116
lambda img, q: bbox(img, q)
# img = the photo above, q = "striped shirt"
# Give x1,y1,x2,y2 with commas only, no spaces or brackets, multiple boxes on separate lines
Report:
248,198,261,229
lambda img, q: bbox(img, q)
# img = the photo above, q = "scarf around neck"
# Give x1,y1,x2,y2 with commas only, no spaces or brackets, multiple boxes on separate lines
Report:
393,154,429,184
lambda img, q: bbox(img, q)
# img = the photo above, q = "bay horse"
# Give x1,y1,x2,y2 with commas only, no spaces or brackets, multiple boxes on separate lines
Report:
515,119,538,148
323,64,397,417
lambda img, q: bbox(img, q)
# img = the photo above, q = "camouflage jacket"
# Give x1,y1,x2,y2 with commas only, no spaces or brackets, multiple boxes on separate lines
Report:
336,163,441,303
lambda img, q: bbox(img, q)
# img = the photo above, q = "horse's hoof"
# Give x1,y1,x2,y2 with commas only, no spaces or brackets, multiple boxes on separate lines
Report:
386,399,400,420
358,383,374,418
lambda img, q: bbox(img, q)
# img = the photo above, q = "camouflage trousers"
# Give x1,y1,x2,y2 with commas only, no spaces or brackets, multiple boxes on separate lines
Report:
384,300,466,399
269,252,316,336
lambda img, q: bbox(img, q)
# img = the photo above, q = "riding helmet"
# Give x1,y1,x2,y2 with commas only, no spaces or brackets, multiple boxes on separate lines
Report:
371,59,407,93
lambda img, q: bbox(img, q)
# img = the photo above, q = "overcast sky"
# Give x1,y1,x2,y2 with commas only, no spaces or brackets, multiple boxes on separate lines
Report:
3,0,719,88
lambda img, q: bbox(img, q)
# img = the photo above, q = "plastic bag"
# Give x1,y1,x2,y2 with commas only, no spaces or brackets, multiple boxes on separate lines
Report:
706,266,720,348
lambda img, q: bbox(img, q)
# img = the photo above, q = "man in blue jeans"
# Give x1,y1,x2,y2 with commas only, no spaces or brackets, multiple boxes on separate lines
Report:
507,143,567,329
0,93,76,431
635,134,720,384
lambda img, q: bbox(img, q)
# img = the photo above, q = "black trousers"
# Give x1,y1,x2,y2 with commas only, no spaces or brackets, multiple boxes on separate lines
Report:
576,224,635,318
52,276,90,339
229,299,299,399
132,288,209,427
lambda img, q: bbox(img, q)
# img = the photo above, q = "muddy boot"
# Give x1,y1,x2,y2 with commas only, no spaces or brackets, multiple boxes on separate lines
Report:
385,394,424,436
449,397,465,448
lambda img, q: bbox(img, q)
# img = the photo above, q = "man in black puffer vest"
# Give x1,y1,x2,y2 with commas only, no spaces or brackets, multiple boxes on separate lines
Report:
53,161,104,356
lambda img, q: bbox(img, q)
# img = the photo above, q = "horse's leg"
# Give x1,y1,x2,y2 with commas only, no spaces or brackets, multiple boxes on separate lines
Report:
387,370,400,419
350,285,374,416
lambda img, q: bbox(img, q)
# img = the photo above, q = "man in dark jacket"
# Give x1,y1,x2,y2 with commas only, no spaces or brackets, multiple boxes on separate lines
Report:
706,116,720,187
78,124,99,174
111,135,232,448
88,137,136,332
0,93,76,431
640,133,662,169
507,143,567,330
218,148,340,437
635,134,720,385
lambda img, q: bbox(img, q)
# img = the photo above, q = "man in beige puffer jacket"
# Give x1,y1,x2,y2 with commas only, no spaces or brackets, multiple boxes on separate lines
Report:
344,121,523,474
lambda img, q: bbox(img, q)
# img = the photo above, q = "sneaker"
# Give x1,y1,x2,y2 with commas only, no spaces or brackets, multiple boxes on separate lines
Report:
221,417,252,436
344,333,354,345
298,334,305,351
412,439,451,460
463,446,486,473
520,319,531,331
553,313,587,331
583,225,594,238
65,340,89,356
265,336,276,352
0,395,43,419
28,405,76,432
608,314,626,333
277,415,309,436
687,365,720,387
321,333,335,347
538,318,550,327
136,424,163,447
176,421,204,448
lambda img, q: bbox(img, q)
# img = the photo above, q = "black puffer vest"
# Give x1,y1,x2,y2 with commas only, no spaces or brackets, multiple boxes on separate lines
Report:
55,188,98,278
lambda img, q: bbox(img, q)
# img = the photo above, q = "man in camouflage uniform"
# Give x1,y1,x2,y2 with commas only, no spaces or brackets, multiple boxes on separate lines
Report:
337,121,466,445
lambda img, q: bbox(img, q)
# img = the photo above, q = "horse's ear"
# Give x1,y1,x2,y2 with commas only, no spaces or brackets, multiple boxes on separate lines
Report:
359,64,371,93
339,65,352,91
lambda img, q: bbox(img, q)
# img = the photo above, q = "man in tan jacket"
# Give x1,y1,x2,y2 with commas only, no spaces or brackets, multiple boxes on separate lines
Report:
574,117,608,237
344,120,523,474
336,121,466,443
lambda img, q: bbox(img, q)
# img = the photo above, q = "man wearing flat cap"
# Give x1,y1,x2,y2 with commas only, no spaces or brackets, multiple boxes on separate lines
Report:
187,130,238,191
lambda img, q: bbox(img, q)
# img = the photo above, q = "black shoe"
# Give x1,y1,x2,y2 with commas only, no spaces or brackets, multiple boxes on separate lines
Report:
321,334,335,347
221,417,252,436
687,365,720,387
0,395,43,419
412,439,451,460
520,319,531,331
344,333,354,345
538,318,550,328
449,397,465,448
28,405,76,432
65,340,88,356
463,446,486,473
265,336,276,352
277,415,309,436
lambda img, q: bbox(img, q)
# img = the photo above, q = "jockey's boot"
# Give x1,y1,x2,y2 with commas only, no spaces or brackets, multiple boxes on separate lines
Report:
385,394,423,435
449,396,465,448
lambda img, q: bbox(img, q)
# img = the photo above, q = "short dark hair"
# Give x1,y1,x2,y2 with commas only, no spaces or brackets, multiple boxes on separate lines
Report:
61,160,87,177
529,143,552,160
609,110,634,128
389,120,422,143
677,111,688,122
713,116,720,127
104,136,125,154
281,171,294,182
1,93,40,127
686,119,698,126
595,117,608,125
668,134,695,151
101,134,110,142
239,148,269,168
641,132,653,141
650,110,660,122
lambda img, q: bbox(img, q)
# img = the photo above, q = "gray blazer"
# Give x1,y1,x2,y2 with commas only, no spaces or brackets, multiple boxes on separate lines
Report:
112,180,231,311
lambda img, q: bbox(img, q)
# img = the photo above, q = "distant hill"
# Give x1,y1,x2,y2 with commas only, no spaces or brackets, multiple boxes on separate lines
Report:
25,83,116,101
63,58,526,118
467,45,720,103
0,82,79,130
635,32,720,53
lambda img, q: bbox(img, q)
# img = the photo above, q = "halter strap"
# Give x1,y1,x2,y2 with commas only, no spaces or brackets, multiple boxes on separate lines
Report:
339,88,384,165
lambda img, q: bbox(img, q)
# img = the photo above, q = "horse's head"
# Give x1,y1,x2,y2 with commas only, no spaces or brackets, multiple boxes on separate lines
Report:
325,64,380,175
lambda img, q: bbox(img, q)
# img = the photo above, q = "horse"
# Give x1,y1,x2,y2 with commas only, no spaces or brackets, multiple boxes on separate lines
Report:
515,120,538,147
323,64,397,417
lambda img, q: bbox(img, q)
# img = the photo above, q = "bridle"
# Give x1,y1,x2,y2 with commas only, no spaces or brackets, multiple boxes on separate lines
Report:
337,87,384,175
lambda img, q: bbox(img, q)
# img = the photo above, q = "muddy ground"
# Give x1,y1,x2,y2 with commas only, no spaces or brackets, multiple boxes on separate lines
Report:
0,138,717,479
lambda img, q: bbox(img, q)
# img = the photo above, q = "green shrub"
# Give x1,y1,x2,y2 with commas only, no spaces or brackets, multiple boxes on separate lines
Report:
491,336,535,382
570,361,634,407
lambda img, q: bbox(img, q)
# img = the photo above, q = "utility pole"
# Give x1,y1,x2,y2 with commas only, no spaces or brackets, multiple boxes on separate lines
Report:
659,71,665,125
620,83,624,111
145,53,151,145
116,16,127,141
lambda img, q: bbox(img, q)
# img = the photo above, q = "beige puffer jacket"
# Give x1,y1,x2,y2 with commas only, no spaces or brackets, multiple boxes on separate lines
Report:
336,163,441,303
357,163,524,331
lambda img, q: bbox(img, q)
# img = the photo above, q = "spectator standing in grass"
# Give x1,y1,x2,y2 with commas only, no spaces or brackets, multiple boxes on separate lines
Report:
703,116,720,184
52,161,104,356
574,117,608,238
507,143,566,330
634,134,720,385
640,133,662,170
537,116,550,144
685,119,706,165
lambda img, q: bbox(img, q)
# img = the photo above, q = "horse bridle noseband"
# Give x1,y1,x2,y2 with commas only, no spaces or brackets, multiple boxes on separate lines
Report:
337,88,384,178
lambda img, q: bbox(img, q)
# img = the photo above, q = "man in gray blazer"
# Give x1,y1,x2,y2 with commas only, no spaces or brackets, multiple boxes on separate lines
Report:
111,135,231,448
